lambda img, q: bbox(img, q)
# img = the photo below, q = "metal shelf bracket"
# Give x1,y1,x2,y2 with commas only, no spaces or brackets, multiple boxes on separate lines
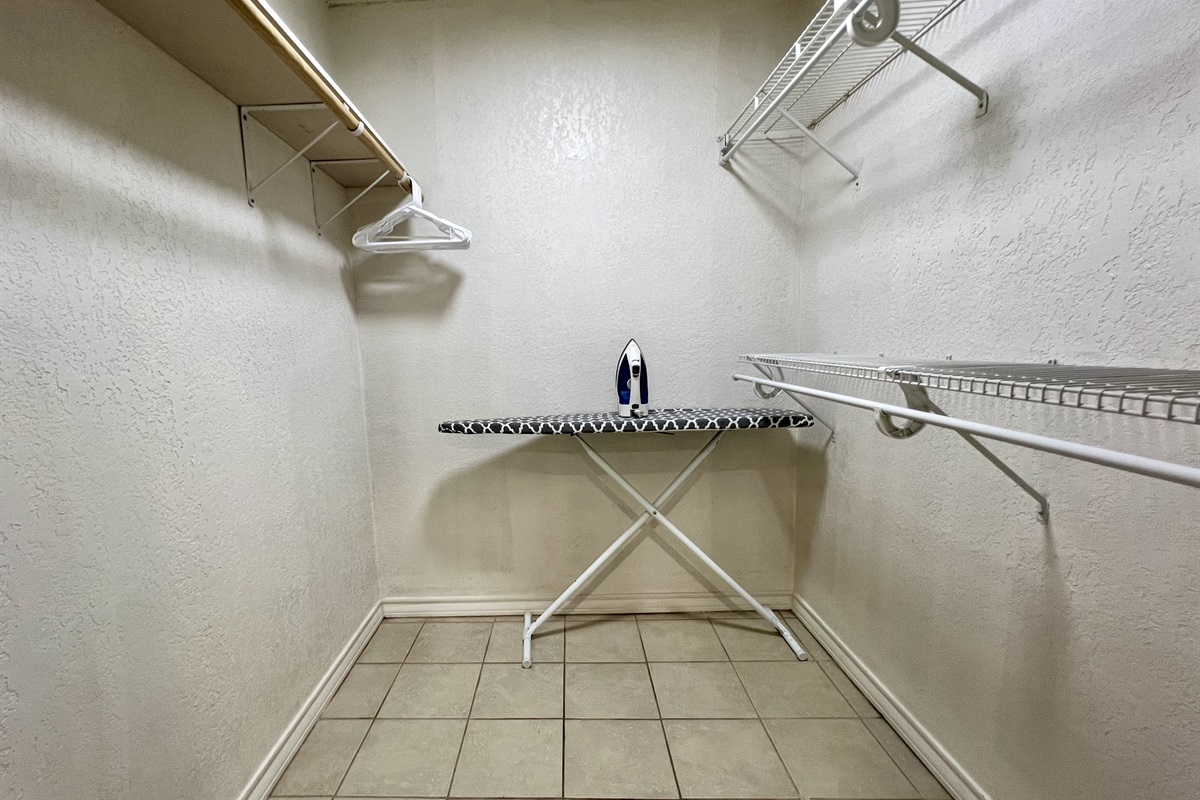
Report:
238,105,394,236
844,2,987,115
239,103,334,208
752,363,836,434
877,379,1048,522
889,31,988,117
777,108,859,180
312,164,391,235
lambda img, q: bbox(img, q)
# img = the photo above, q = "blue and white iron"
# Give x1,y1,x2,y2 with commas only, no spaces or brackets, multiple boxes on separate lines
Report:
616,339,649,418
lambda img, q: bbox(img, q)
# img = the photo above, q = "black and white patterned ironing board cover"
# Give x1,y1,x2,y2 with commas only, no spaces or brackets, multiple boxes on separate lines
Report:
438,408,814,435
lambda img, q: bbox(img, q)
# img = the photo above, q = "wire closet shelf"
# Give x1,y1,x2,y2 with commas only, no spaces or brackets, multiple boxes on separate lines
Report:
742,355,1200,425
719,0,971,159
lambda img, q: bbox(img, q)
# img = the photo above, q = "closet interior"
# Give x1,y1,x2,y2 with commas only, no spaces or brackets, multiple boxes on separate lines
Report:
2,1,1196,800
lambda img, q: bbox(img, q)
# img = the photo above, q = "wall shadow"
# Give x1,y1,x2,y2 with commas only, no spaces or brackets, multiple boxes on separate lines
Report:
352,251,463,316
414,428,823,604
791,428,835,583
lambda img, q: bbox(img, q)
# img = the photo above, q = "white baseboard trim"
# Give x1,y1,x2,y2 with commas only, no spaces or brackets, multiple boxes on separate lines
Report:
792,595,991,800
382,590,794,617
236,601,384,800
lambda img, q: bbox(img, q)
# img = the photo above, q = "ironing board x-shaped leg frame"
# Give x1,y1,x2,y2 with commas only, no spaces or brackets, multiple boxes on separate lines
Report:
521,430,808,667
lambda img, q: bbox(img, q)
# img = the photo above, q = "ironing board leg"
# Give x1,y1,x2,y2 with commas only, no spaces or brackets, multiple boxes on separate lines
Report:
654,523,808,661
522,611,532,668
520,431,725,668
575,434,809,662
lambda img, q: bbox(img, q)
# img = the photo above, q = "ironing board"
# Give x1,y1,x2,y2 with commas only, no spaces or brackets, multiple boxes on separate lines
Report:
438,408,815,667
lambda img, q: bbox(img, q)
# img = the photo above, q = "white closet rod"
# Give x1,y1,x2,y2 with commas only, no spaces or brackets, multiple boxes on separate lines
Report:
733,373,1200,489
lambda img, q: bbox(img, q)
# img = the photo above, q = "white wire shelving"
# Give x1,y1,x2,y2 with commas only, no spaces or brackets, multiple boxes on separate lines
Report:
735,355,1200,522
742,355,1200,425
719,0,986,176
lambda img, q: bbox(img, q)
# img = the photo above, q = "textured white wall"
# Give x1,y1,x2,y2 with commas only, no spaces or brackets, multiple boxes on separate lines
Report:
271,0,336,66
329,0,817,604
781,1,1200,798
0,1,379,798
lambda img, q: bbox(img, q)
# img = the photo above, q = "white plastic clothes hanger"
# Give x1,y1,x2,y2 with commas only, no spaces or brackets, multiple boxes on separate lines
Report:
352,180,472,252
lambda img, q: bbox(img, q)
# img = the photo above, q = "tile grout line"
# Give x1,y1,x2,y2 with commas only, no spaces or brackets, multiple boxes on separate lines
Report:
785,613,924,800
322,713,921,722
815,657,881,721
561,615,566,798
861,715,929,799
443,619,495,799
362,662,402,719
327,618,426,799
707,615,734,664
723,612,802,800
367,618,426,717
786,614,925,797
637,615,684,800
812,652,871,717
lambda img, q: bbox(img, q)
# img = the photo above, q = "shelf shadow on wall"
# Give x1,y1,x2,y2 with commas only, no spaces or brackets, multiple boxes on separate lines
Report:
352,253,462,316
724,140,812,246
791,431,836,581
417,430,817,606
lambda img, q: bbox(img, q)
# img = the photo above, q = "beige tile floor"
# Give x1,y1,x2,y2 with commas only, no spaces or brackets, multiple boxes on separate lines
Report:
270,611,951,800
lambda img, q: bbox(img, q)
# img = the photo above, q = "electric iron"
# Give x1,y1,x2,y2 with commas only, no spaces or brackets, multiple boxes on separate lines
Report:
616,339,650,418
